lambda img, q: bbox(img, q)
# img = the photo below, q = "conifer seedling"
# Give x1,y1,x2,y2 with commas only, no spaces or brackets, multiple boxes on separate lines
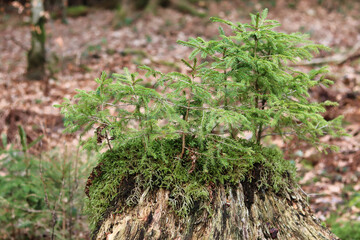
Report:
56,9,345,229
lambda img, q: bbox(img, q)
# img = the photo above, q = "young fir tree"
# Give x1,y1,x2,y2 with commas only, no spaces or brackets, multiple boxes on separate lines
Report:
57,9,344,239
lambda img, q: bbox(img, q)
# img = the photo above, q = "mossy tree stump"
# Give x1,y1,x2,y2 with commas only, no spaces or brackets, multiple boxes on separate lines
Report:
93,181,338,240
57,9,345,240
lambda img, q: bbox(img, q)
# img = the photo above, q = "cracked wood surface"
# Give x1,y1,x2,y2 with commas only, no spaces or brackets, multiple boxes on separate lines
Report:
94,184,338,240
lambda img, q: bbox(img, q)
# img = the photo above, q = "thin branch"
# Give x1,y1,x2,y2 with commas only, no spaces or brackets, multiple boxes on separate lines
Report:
39,154,60,240
256,97,267,144
68,145,79,240
292,41,360,66
298,186,331,198
105,129,113,151
180,92,191,159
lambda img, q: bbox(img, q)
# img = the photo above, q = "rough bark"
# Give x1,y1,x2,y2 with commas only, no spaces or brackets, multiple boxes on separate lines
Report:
93,183,339,240
27,0,46,80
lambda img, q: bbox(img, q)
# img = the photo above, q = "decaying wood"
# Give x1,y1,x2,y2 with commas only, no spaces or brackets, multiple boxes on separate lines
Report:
93,183,338,240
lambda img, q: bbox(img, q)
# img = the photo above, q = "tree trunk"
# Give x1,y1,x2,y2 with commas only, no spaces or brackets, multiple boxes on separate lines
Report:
27,0,46,80
60,0,68,24
92,183,338,240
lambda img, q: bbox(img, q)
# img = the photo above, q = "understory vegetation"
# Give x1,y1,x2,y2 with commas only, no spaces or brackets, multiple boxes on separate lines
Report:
0,128,96,239
58,9,345,231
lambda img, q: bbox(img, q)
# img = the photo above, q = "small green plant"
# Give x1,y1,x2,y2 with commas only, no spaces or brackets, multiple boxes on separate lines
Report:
0,128,45,239
0,128,96,239
327,213,360,240
57,9,345,230
331,221,360,240
325,189,360,240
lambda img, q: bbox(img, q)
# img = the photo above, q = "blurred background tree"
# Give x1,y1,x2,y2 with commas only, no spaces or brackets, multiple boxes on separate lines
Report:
26,0,46,80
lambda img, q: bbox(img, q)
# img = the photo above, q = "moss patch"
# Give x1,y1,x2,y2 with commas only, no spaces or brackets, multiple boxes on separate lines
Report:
85,137,296,231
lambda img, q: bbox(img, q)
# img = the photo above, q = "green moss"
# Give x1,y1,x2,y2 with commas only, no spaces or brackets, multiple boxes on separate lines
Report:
85,137,296,230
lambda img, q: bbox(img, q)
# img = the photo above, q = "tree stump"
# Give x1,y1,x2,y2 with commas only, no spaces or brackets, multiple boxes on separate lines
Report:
93,182,338,240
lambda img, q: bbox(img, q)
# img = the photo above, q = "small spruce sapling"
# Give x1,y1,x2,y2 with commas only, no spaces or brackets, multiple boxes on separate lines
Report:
56,9,345,228
57,9,344,153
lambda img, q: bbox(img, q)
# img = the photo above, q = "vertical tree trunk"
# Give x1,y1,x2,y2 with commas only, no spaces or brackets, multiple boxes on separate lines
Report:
93,182,339,240
27,0,46,80
60,0,68,24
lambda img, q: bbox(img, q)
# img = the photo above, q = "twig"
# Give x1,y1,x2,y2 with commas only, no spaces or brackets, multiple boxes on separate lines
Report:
105,130,113,150
68,143,80,240
292,41,360,66
298,186,331,198
339,53,360,66
179,95,191,159
5,203,56,213
39,155,57,240
39,152,67,240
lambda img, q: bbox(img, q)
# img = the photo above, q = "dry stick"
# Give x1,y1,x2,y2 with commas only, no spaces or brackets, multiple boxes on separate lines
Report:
292,41,360,66
256,50,272,143
298,186,331,203
66,146,73,240
11,205,53,213
253,14,262,144
60,152,68,236
39,155,54,238
223,48,228,111
180,68,195,159
63,147,70,236
69,145,80,240
56,180,66,238
68,158,73,240
39,152,66,240
105,130,113,151
256,96,267,143
39,156,55,240
180,98,191,159
222,48,237,139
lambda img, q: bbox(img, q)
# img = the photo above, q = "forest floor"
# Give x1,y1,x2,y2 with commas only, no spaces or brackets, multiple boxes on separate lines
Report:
1,0,360,235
